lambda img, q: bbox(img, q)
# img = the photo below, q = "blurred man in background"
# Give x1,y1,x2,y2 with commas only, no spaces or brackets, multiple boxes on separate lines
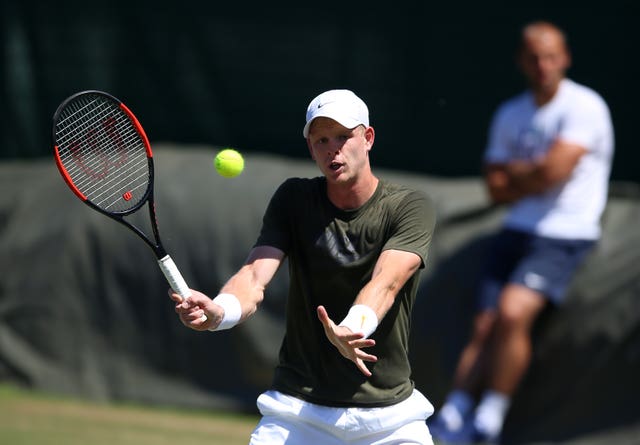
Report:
430,20,614,444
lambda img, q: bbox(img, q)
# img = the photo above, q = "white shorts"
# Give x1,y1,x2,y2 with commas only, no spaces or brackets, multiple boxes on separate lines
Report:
249,389,434,445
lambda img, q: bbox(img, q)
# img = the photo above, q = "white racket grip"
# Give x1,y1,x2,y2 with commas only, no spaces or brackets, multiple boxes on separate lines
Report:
158,255,191,299
159,255,208,323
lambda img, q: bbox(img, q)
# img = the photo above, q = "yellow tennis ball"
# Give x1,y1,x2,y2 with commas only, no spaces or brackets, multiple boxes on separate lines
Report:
214,148,244,178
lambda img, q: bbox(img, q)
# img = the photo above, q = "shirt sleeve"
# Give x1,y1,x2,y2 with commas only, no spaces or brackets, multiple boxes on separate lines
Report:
383,189,436,268
484,105,512,164
254,179,293,252
558,96,611,152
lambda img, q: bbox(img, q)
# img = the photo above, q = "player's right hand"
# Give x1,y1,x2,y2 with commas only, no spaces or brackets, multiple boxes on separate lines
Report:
169,289,223,331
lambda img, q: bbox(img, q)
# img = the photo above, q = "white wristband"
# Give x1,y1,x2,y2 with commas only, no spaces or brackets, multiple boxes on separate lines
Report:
338,304,379,338
208,293,242,331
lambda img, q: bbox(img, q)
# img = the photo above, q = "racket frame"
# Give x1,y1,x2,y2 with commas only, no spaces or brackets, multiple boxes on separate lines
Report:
52,90,192,299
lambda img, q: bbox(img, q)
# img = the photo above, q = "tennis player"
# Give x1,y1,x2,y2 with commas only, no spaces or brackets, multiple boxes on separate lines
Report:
171,89,437,444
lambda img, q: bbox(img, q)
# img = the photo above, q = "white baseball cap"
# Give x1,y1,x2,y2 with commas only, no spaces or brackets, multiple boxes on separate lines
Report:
302,89,369,138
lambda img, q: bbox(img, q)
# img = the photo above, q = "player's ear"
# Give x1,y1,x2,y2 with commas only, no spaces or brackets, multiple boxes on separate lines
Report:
364,126,375,151
564,49,572,71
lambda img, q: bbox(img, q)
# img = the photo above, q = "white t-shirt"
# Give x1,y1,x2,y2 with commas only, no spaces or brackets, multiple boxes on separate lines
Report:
484,79,614,240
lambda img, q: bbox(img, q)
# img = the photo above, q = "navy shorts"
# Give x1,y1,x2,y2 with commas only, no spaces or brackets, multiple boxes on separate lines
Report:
477,228,595,310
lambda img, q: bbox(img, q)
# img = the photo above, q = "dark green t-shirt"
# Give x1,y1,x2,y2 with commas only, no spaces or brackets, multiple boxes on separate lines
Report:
255,177,436,407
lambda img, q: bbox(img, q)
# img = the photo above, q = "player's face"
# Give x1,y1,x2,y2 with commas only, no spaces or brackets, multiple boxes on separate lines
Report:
307,118,374,184
518,28,570,94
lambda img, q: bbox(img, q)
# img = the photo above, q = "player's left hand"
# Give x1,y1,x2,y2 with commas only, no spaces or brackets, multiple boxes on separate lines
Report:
316,305,377,377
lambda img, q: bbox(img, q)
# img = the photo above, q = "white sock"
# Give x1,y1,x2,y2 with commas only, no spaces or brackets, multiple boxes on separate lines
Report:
438,390,474,432
473,390,511,439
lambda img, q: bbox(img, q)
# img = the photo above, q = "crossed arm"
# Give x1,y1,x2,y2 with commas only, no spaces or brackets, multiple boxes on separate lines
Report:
485,140,587,204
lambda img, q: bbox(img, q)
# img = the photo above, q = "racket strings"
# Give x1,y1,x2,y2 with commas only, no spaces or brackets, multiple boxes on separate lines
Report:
55,95,151,213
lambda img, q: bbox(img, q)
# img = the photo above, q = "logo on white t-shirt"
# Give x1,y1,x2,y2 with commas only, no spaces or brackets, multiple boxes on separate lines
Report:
524,272,547,291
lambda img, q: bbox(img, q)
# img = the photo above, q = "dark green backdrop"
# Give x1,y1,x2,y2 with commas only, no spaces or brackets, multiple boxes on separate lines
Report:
2,1,638,182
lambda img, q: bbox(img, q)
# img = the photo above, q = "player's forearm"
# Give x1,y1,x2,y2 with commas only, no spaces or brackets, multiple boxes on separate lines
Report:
204,270,264,331
353,281,399,321
219,266,265,322
352,250,421,321
340,274,408,339
214,246,284,327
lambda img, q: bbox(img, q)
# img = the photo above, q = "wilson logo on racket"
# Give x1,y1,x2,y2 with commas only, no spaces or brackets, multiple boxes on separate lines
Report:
103,117,129,168
122,191,133,201
67,116,130,180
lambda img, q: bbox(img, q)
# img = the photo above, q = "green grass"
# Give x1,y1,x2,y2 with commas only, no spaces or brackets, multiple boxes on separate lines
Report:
0,383,259,445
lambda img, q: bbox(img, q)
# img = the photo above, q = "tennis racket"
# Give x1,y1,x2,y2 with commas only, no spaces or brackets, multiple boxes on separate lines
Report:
52,90,199,314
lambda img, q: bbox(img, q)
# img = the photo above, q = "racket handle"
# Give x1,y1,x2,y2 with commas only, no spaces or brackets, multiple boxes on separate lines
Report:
158,255,208,323
158,255,191,298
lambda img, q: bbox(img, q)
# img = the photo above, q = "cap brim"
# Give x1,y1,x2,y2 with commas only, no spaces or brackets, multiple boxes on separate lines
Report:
302,105,364,138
